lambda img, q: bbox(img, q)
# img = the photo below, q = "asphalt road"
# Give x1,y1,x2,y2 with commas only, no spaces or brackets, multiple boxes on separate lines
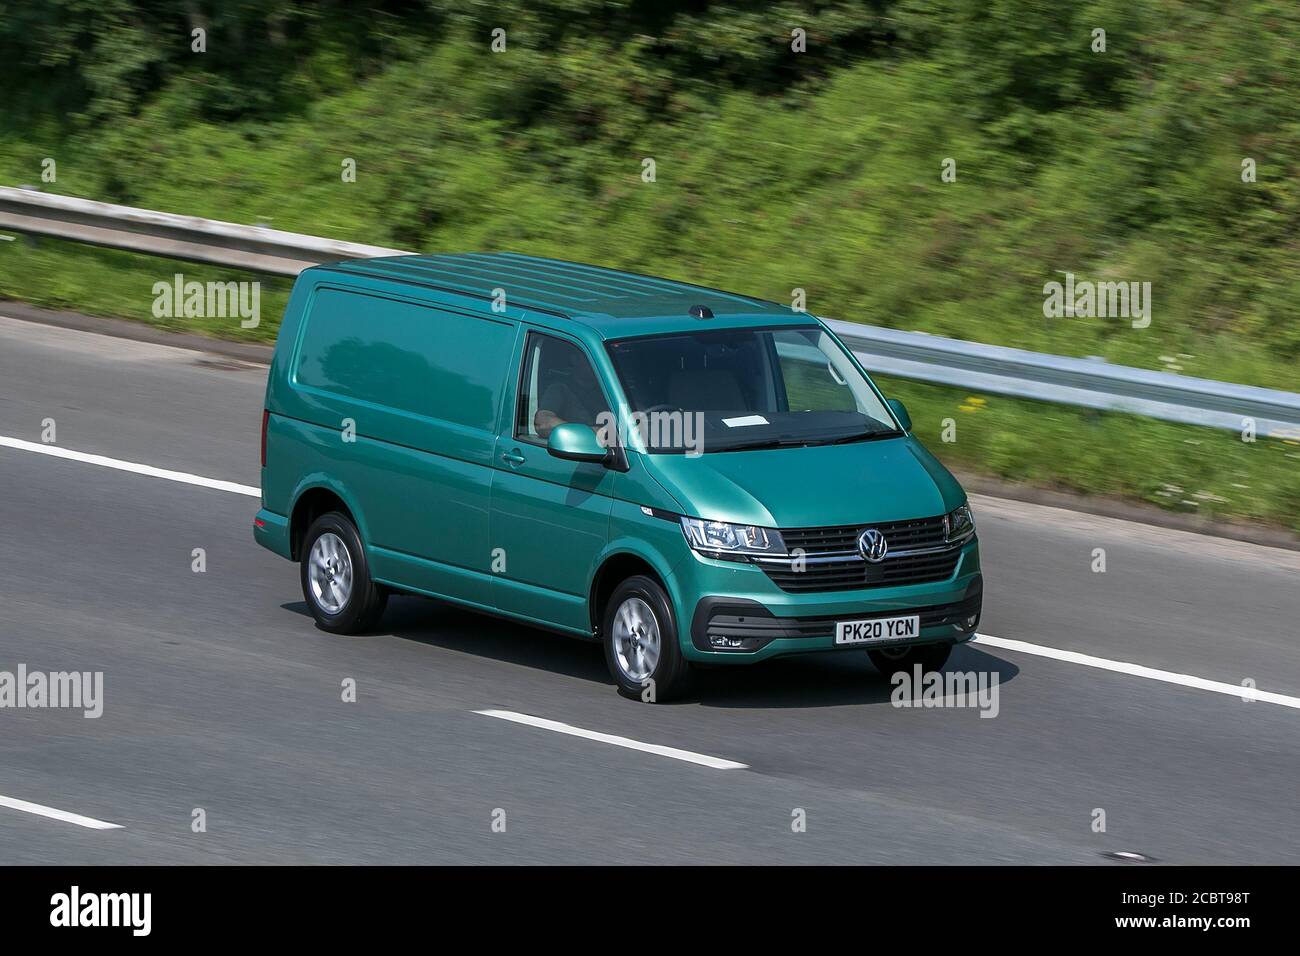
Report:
1,313,1298,864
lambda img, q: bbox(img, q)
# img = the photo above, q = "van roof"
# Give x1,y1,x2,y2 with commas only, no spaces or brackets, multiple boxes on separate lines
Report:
318,252,810,337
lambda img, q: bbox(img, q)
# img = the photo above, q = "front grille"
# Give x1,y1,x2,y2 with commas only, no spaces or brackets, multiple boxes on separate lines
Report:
781,515,948,553
765,515,961,593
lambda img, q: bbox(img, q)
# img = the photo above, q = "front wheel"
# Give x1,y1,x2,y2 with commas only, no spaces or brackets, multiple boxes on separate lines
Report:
300,511,388,633
602,575,690,702
868,641,953,678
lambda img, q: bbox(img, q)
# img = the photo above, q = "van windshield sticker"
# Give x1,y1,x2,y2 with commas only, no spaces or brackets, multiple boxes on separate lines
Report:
722,415,769,427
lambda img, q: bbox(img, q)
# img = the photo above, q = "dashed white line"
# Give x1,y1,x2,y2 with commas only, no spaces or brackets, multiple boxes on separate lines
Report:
0,435,259,497
973,633,1300,710
0,793,123,830
475,709,749,770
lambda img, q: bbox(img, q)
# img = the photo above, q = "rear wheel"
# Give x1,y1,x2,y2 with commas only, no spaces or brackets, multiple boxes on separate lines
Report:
603,575,690,702
300,512,387,633
868,641,952,678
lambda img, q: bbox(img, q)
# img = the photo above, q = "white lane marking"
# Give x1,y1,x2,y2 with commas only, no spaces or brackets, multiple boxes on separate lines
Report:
0,793,123,830
0,435,259,497
973,633,1300,710
475,709,748,770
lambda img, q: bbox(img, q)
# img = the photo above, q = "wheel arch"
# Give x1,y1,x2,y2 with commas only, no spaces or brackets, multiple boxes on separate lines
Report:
588,546,676,637
288,479,370,561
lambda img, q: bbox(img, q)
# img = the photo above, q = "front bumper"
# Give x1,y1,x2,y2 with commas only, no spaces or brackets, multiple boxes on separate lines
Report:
667,538,982,663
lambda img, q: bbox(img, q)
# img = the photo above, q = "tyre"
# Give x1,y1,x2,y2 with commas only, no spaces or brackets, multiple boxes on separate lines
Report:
868,641,952,678
300,511,388,634
602,575,690,702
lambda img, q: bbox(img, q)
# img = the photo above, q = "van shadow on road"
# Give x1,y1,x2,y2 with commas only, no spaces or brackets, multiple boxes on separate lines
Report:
690,644,1019,709
282,596,612,684
282,596,1020,710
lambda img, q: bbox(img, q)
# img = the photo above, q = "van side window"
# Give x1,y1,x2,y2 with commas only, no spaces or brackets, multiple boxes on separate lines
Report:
516,334,610,443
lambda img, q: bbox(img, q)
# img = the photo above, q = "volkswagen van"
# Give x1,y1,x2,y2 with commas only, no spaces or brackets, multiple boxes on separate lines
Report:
254,253,982,700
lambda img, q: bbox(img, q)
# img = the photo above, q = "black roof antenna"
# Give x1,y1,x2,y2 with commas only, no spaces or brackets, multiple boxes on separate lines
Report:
689,304,714,319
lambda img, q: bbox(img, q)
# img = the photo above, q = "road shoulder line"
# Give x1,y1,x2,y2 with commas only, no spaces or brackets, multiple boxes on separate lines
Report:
0,435,259,497
974,633,1300,710
0,793,123,830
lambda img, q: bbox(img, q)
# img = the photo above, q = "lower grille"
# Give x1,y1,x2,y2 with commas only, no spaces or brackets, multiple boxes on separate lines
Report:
696,588,983,651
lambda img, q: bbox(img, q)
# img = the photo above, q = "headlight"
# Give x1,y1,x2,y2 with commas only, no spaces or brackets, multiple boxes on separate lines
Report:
680,517,787,560
945,504,975,544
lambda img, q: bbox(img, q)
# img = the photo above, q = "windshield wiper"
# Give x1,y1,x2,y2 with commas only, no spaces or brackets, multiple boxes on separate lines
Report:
819,429,901,445
719,431,899,452
715,429,901,453
716,436,814,452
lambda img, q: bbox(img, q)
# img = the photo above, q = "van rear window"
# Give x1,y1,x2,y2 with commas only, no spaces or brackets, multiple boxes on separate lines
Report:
294,288,511,431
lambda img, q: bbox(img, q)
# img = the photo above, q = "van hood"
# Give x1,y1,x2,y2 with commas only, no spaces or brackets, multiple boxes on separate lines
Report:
646,436,965,528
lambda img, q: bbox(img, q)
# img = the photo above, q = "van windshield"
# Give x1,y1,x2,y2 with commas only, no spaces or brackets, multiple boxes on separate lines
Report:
606,325,901,454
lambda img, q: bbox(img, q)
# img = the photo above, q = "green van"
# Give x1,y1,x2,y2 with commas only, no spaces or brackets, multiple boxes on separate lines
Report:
254,254,982,700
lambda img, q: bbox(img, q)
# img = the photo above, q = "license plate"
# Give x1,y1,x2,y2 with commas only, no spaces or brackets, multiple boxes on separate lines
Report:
834,614,920,646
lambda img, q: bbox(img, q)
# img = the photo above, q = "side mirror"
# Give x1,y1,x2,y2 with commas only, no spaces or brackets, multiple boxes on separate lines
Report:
887,398,912,433
546,422,608,464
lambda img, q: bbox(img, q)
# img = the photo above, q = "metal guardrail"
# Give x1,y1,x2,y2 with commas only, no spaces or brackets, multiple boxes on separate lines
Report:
0,186,405,275
823,320,1300,437
3,186,1299,436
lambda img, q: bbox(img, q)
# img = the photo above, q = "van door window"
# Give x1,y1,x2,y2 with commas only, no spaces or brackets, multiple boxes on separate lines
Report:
516,333,611,443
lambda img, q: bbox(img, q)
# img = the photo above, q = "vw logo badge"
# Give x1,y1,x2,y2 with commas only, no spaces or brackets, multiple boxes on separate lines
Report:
857,528,889,563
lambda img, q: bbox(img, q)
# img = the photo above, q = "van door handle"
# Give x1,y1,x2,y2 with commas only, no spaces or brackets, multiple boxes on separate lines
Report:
501,450,527,466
